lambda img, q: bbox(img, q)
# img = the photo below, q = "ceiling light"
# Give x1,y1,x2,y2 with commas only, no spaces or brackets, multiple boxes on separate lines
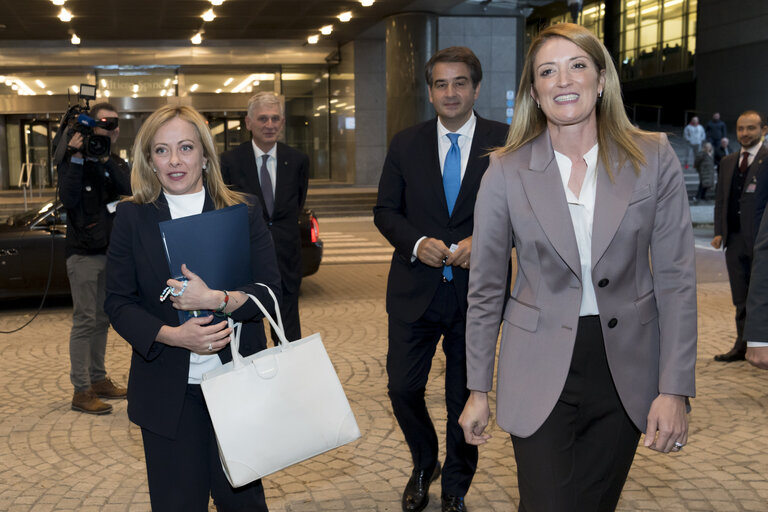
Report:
190,83,199,92
202,8,216,22
164,78,171,87
167,89,174,96
132,94,138,98
338,12,352,22
52,0,66,5
215,88,222,94
173,78,178,84
320,25,333,35
307,34,319,44
160,90,167,97
360,0,375,6
104,90,110,97
70,33,80,44
58,8,73,22
231,73,275,93
35,80,46,88
253,80,260,86
100,79,107,87
11,84,18,90
70,84,78,92
224,77,234,86
191,31,203,44
132,83,139,92
210,0,224,5
47,91,53,95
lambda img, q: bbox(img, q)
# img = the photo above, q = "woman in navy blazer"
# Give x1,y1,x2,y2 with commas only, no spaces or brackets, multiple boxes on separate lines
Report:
459,24,697,511
105,105,280,511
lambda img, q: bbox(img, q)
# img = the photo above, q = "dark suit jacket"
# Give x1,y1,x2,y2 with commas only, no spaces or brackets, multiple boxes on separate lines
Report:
220,141,309,294
466,131,697,436
373,115,509,323
714,145,768,253
745,210,768,342
104,191,282,439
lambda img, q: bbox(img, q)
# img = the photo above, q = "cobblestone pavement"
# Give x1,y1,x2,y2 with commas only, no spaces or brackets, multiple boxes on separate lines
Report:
0,245,766,511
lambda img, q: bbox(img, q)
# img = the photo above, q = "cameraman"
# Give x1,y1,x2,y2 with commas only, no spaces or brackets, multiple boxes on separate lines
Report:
57,102,131,415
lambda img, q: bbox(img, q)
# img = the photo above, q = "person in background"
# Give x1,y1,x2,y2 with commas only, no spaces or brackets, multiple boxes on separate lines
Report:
706,112,727,147
460,23,697,512
744,210,768,370
714,137,731,168
711,110,768,362
684,116,706,167
374,46,508,512
58,102,131,415
694,141,715,201
104,105,281,511
221,92,309,344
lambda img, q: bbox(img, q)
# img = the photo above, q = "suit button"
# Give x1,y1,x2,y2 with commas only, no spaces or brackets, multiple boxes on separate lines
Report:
598,278,609,288
607,318,618,328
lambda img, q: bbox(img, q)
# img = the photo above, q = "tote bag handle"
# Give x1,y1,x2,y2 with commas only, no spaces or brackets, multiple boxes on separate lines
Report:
228,283,289,369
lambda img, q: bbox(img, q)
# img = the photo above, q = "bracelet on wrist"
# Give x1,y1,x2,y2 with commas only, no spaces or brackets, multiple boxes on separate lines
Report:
214,290,229,313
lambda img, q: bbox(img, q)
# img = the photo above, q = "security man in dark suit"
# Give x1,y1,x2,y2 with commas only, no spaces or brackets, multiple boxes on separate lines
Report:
221,92,309,343
374,47,508,512
711,110,768,362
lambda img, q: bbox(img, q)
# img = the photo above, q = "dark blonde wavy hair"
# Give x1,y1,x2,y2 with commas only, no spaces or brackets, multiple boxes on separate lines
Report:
129,105,246,209
499,23,654,178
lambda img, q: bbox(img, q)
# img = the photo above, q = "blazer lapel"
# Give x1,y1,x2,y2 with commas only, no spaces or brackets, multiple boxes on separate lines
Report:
591,151,637,269
520,131,582,280
274,143,292,214
137,197,174,284
421,120,449,215
454,117,492,214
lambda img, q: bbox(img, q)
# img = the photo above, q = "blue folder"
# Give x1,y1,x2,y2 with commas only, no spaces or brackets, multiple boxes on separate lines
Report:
159,203,252,324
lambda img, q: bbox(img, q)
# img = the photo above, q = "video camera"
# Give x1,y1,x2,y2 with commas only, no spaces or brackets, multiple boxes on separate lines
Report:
52,84,117,165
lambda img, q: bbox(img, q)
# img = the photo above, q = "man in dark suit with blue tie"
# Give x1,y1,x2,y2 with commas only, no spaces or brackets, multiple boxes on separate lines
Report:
221,92,309,343
374,47,508,512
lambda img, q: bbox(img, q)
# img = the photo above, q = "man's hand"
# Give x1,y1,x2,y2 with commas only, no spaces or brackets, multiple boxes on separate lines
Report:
445,236,472,269
416,237,451,268
67,132,84,159
711,235,723,249
746,346,768,370
459,390,492,445
644,393,688,453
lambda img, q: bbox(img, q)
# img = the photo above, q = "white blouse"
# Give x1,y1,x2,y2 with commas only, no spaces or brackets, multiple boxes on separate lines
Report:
554,144,600,317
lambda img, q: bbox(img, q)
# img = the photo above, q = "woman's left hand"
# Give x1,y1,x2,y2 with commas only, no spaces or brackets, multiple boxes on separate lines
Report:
168,263,220,311
644,393,688,453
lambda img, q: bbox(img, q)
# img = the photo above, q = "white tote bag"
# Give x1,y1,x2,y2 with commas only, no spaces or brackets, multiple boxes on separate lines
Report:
201,285,361,487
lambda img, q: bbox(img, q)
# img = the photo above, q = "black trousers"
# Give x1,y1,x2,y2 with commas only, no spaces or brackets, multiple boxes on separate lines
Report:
511,316,641,512
387,281,477,497
725,231,752,353
269,283,301,345
141,385,268,512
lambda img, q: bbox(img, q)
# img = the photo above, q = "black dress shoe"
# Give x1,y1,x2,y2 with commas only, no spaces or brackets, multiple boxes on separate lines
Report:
714,348,746,362
441,494,467,512
402,462,441,512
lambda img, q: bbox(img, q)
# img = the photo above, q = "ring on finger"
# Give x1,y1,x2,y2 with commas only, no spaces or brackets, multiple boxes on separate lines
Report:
673,441,684,450
207,343,213,352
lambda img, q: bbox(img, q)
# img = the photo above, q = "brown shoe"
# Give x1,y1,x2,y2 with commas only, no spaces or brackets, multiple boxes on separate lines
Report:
91,377,127,399
72,389,113,415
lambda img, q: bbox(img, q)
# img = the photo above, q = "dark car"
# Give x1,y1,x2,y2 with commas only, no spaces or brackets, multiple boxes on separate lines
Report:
0,201,323,300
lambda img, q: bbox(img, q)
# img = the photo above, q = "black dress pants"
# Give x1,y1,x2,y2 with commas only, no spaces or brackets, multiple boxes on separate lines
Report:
386,281,477,497
725,232,752,353
141,385,268,512
511,316,641,512
269,282,301,345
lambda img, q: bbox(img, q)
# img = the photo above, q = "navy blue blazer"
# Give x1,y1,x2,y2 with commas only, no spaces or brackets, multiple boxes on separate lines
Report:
105,190,282,439
220,141,309,294
373,114,509,323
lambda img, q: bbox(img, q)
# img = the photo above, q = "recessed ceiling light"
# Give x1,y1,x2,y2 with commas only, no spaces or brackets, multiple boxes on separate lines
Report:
58,8,73,22
100,79,107,87
164,78,171,87
360,0,375,6
70,33,80,45
160,90,167,97
307,35,319,44
132,83,139,92
47,91,54,95
52,0,66,5
70,84,78,92
190,83,199,92
215,88,222,94
224,77,234,86
191,32,203,44
338,12,352,22
202,8,216,22
210,0,224,5
320,25,333,35
104,90,110,97
35,80,46,88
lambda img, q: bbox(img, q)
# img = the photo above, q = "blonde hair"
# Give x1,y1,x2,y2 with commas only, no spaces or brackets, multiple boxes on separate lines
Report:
129,105,246,209
499,23,653,178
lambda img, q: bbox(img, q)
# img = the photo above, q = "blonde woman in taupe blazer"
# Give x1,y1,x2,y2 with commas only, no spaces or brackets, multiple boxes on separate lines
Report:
459,24,697,512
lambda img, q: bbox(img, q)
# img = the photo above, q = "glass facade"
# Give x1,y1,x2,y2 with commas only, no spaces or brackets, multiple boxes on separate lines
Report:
620,0,697,79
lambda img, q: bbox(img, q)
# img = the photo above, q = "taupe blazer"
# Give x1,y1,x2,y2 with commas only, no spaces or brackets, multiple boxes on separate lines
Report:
465,130,697,437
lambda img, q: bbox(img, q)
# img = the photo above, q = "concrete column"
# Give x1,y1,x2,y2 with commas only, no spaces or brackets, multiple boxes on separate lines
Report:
0,116,7,189
385,12,437,144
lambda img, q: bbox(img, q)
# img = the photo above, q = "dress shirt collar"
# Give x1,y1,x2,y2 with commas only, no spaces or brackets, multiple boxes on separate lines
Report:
252,140,277,160
437,112,476,142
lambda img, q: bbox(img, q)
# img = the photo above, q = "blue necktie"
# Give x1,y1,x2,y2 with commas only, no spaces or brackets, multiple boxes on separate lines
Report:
442,133,461,281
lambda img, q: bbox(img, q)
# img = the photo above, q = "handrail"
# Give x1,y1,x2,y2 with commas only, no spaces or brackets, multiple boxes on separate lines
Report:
17,163,32,210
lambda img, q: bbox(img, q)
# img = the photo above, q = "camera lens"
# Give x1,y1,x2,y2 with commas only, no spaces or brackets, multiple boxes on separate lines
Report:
86,135,110,158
